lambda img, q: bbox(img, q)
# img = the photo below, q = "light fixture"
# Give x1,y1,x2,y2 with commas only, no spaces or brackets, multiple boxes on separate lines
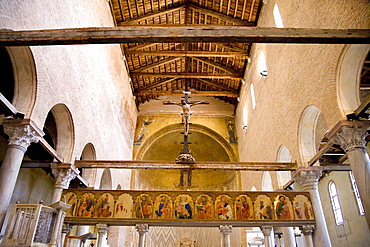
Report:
242,125,248,131
260,70,268,77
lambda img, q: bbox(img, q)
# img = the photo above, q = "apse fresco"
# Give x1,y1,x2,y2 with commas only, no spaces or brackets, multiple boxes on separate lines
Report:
61,190,314,221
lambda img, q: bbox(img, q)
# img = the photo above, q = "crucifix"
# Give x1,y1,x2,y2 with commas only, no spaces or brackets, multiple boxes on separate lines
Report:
163,92,209,190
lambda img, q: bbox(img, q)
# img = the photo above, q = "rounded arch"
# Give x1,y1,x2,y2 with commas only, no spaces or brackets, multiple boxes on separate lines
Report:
80,143,97,187
48,104,75,162
6,46,37,116
261,171,273,191
276,145,292,189
298,105,328,166
99,168,112,190
135,123,238,162
336,44,370,116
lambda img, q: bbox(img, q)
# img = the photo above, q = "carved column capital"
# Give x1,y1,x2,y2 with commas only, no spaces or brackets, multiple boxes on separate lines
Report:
136,224,149,235
3,119,44,152
334,125,368,152
219,225,232,235
299,225,315,235
260,225,273,236
292,166,322,191
96,224,109,235
52,168,78,189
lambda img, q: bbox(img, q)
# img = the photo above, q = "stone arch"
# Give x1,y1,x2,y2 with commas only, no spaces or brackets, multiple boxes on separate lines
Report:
80,143,97,188
298,106,328,166
261,171,273,191
48,104,75,162
99,168,112,190
135,123,237,162
6,47,37,116
336,44,370,116
276,145,292,189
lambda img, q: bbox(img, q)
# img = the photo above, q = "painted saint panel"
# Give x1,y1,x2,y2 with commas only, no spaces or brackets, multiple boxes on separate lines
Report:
114,193,133,218
215,195,233,220
293,194,315,220
134,194,153,219
96,193,114,218
195,194,214,219
174,194,193,219
235,195,253,220
154,194,173,219
254,195,273,220
76,192,96,217
274,195,294,220
62,192,77,217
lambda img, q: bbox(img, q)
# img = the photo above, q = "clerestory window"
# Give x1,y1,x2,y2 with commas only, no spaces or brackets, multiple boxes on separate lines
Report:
349,171,365,215
328,181,344,225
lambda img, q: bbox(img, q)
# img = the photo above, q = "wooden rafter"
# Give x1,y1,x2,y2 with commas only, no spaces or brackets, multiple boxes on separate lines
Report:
192,57,241,74
131,57,182,72
131,72,242,79
125,43,158,52
188,3,254,26
137,77,180,90
117,4,186,25
135,90,239,97
126,50,249,57
1,27,368,46
196,78,238,92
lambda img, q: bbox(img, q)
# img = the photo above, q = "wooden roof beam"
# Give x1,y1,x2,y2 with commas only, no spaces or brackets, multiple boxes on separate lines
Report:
137,90,238,97
1,27,368,46
188,3,254,26
131,72,242,79
118,4,186,25
131,57,182,72
126,50,248,57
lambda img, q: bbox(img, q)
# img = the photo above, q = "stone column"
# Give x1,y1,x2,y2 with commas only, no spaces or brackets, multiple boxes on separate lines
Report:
282,227,296,247
219,225,232,247
96,224,109,247
51,166,78,203
333,124,370,229
260,226,273,247
0,119,43,227
61,223,73,247
292,167,331,247
136,224,149,247
300,225,315,247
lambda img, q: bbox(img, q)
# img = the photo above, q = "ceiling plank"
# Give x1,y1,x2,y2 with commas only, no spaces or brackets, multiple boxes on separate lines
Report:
214,43,248,53
136,90,239,97
131,72,242,78
131,57,182,72
192,57,241,74
0,27,368,46
117,4,185,25
188,3,254,26
126,50,248,57
195,78,238,92
125,43,158,52
137,77,180,90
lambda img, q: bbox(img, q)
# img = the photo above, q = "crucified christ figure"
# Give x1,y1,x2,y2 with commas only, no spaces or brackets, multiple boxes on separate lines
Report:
163,98,208,136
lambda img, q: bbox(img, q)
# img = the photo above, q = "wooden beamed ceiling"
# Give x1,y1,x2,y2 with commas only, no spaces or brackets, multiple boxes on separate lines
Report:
110,0,262,105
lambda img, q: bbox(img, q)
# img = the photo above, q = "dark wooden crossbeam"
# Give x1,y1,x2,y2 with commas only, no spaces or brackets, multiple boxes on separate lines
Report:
0,27,368,46
136,90,239,97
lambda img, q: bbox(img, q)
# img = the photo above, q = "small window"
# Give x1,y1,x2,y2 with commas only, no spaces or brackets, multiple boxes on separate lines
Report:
328,182,344,225
349,172,365,215
250,83,256,109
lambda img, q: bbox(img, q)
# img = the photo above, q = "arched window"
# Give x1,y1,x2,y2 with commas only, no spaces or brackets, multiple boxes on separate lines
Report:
328,182,344,225
349,171,365,215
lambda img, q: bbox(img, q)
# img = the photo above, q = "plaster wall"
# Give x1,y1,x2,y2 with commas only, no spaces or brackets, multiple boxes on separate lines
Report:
319,172,370,247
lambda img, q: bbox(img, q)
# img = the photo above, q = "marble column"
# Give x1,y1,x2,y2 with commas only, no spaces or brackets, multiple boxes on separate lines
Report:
51,167,78,203
219,225,232,247
292,167,331,247
260,226,273,247
333,124,370,229
282,227,296,247
300,225,315,247
0,119,43,228
61,223,73,247
96,224,109,247
136,224,149,247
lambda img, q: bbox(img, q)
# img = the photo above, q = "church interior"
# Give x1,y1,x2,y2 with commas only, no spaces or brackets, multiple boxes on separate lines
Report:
0,0,369,246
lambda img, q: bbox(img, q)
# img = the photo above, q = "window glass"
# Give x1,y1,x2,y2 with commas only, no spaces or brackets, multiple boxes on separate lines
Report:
329,182,344,225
